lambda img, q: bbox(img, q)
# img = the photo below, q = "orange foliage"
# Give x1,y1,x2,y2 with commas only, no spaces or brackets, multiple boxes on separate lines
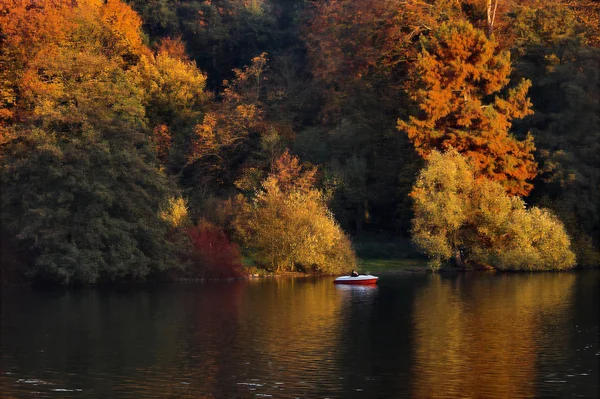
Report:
186,221,243,279
157,37,189,61
271,149,316,194
0,0,150,126
0,0,74,61
99,0,146,55
152,124,172,164
0,0,74,123
398,21,537,196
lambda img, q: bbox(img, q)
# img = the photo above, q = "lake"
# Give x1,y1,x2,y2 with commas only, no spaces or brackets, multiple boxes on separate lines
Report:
1,271,598,398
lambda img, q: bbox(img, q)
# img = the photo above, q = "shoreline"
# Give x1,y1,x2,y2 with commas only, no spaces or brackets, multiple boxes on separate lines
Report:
3,262,596,289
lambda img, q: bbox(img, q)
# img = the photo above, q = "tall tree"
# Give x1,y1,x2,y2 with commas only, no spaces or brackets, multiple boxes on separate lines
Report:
398,21,537,196
0,0,190,284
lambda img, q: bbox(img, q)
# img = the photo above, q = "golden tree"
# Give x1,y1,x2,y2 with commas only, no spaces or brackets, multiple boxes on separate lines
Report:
234,151,356,273
411,149,575,271
398,21,537,196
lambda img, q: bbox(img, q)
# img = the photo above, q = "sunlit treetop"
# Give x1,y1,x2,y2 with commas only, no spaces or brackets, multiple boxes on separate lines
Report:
0,0,152,130
398,21,537,196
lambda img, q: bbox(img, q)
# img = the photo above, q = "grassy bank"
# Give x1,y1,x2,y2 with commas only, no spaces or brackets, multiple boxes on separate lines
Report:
358,258,430,273
353,232,430,273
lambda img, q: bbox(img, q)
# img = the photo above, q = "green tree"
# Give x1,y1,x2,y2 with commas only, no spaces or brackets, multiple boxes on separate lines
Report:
508,3,600,266
411,149,575,270
0,129,185,284
0,0,191,284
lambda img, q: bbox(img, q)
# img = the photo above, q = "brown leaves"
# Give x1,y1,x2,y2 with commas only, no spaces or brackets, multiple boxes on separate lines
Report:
152,124,172,164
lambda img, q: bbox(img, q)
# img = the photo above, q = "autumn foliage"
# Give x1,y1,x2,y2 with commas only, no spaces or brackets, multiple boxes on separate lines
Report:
398,21,537,196
0,0,191,284
234,151,356,273
186,221,243,279
0,0,150,126
411,149,575,271
1,0,598,284
305,0,464,85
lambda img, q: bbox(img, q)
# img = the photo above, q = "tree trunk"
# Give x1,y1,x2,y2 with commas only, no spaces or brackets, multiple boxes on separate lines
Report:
455,248,466,268
486,0,499,36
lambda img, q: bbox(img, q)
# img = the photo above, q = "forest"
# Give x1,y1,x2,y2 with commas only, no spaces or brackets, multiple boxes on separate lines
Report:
0,0,598,285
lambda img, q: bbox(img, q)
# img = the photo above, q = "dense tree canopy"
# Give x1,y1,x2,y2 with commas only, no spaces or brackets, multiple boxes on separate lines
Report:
0,0,190,284
1,129,185,284
508,3,600,266
411,150,575,271
1,0,598,284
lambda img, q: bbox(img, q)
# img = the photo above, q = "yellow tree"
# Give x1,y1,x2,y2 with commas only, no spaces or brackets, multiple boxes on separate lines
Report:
234,151,356,273
411,149,575,271
398,21,537,196
128,48,208,165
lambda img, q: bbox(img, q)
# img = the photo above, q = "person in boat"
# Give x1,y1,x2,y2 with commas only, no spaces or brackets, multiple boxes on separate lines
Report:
350,270,359,277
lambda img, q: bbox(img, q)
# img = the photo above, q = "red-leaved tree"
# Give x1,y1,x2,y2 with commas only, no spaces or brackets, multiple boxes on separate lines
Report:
186,221,243,279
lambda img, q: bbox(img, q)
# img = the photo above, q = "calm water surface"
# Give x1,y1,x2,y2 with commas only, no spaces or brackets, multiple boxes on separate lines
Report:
1,271,598,398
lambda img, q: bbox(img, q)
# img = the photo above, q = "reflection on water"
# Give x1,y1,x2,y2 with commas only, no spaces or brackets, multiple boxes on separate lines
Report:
334,283,379,295
411,273,577,398
234,277,345,397
1,272,598,398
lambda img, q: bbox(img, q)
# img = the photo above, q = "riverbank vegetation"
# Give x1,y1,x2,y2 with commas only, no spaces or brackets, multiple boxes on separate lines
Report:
412,150,575,271
0,0,598,285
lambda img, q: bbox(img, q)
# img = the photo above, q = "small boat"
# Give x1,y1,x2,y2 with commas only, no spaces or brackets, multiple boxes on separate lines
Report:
334,275,378,285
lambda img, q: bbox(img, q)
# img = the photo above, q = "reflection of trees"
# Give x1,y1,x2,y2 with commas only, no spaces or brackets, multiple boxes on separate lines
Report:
232,277,344,396
411,273,576,398
2,279,343,398
170,281,247,398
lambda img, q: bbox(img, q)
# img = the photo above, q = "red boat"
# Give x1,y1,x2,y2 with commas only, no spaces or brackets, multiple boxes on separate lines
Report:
334,275,378,285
